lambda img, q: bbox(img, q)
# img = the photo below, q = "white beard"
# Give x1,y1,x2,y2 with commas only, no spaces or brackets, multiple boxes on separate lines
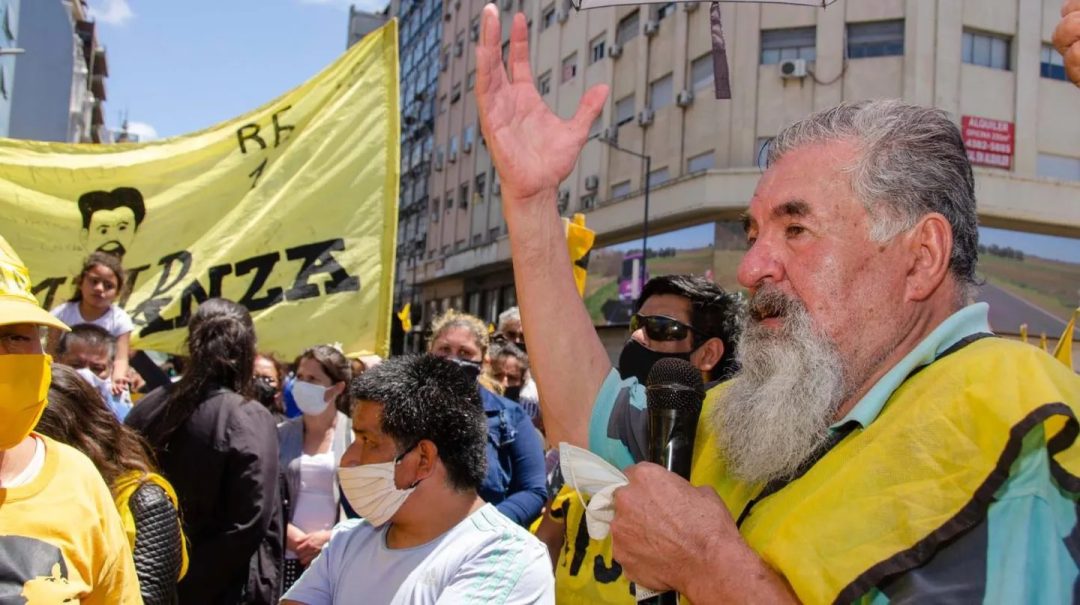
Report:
713,289,849,485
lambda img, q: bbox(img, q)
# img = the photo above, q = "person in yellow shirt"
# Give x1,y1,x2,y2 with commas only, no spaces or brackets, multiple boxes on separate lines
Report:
0,235,141,604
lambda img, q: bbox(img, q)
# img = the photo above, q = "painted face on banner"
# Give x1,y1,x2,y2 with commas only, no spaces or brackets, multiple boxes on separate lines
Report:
84,207,138,256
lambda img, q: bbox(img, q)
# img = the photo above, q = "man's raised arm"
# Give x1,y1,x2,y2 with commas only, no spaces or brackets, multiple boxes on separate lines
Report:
474,4,610,448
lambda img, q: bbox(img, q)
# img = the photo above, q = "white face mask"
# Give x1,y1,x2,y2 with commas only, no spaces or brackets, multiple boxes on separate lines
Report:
292,379,331,416
75,366,113,403
337,449,419,527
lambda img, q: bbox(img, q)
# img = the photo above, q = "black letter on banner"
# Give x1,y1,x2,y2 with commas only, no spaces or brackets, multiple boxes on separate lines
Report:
593,553,623,584
284,239,360,302
31,277,67,311
132,251,193,336
174,264,233,328
248,158,268,190
119,264,151,307
272,106,294,147
236,124,267,154
235,252,283,311
568,506,591,577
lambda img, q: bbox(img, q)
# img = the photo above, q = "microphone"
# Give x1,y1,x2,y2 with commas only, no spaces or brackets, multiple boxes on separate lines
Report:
638,357,705,604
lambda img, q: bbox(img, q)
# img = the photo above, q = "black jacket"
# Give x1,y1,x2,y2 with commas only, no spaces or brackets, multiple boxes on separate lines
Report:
127,386,283,605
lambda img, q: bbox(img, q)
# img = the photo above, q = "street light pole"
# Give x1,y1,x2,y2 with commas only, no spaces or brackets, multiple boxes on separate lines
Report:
596,133,653,281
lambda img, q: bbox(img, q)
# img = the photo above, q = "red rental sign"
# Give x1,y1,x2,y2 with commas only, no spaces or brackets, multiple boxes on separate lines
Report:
961,116,1014,170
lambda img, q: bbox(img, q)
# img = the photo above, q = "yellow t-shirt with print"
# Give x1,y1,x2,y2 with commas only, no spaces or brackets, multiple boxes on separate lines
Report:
0,434,142,604
549,485,635,605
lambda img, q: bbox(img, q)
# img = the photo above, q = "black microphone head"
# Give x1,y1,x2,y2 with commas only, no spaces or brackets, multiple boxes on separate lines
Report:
645,357,705,412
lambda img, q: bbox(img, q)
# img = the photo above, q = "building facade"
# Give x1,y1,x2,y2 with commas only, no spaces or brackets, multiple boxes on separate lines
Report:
348,4,389,47
415,0,1080,358
5,0,108,142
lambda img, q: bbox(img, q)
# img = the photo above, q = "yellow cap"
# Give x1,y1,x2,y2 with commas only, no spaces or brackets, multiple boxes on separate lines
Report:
0,235,70,331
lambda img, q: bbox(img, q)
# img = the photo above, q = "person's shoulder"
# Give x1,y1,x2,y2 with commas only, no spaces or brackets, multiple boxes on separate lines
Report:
124,385,169,429
480,387,527,416
49,301,73,319
323,518,379,557
38,436,113,492
461,504,548,555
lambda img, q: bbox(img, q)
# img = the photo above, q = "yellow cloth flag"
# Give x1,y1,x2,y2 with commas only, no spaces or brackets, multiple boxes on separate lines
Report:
1042,333,1050,352
1052,309,1077,369
564,213,596,298
0,22,400,357
1020,323,1028,344
397,302,412,333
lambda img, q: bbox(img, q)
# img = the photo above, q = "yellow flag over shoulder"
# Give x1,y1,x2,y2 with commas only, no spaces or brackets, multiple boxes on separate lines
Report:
397,303,412,333
1053,309,1077,370
0,22,399,357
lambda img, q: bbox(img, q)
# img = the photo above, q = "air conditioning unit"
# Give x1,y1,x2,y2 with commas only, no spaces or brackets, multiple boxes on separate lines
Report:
470,28,479,42
676,90,694,108
557,189,570,213
556,9,569,23
500,0,512,9
643,20,659,37
601,126,619,145
434,151,445,171
462,139,472,153
584,175,599,191
684,1,700,11
608,43,623,59
637,108,655,127
448,149,458,163
780,59,807,79
454,41,463,57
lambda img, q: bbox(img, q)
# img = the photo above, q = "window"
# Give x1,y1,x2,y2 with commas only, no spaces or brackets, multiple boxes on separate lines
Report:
847,20,904,58
538,71,552,95
690,53,713,92
581,193,597,210
475,173,487,200
590,35,606,64
459,183,470,208
438,94,447,114
542,4,556,30
1041,44,1067,81
2,6,12,41
463,125,475,150
449,136,458,155
467,70,476,90
562,53,578,83
962,30,1010,70
615,95,635,126
611,180,632,198
451,82,462,103
616,10,640,45
589,115,603,137
470,16,480,41
650,74,673,110
647,168,670,188
1037,154,1080,182
761,27,816,64
432,198,441,221
656,2,676,20
441,46,450,71
445,190,454,211
687,151,715,173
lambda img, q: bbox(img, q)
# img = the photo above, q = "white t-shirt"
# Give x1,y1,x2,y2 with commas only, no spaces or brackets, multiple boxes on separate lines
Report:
50,301,134,337
283,503,554,605
287,450,339,560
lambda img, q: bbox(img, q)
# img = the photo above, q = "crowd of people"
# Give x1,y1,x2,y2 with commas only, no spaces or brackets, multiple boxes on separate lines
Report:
0,2,1079,604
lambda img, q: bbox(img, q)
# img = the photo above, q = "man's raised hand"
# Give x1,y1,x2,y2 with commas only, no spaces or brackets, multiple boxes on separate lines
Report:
1053,0,1080,86
474,3,608,206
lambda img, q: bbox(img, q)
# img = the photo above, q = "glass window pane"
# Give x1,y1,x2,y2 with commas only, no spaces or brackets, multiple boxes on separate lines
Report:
972,33,991,66
761,48,780,65
692,54,713,89
962,32,973,63
991,37,1008,69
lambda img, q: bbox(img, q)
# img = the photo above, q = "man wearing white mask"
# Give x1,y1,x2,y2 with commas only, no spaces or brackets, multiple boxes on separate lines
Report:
281,354,554,605
56,323,133,421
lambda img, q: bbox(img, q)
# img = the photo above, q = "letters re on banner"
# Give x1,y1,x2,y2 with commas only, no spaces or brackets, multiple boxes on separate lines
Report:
0,21,400,357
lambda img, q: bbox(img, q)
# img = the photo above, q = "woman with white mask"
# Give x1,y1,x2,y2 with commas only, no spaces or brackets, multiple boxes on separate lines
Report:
276,345,353,591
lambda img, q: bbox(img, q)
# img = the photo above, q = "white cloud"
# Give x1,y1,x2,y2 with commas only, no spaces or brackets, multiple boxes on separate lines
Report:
125,121,158,142
298,0,390,13
88,0,135,26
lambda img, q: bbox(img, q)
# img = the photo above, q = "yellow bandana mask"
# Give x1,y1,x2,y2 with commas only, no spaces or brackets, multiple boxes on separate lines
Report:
0,354,51,450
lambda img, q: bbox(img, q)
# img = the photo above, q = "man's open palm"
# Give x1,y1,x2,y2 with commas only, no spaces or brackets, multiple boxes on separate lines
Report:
474,4,608,204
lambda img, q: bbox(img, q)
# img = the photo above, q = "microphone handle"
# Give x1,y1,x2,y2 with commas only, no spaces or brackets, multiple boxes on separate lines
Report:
638,408,697,605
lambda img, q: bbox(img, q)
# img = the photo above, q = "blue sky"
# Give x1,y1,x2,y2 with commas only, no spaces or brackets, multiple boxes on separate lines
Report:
89,0,389,140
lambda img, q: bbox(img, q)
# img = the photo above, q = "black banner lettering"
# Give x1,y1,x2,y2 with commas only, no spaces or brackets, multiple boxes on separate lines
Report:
236,123,267,154
31,277,67,311
174,264,232,329
272,106,294,147
235,252,283,311
284,239,360,301
132,251,193,336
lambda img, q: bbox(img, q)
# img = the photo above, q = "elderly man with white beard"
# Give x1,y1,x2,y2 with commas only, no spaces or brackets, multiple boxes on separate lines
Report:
474,4,1080,603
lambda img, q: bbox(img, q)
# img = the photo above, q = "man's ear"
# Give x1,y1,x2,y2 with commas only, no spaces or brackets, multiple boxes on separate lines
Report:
691,337,725,377
415,440,439,481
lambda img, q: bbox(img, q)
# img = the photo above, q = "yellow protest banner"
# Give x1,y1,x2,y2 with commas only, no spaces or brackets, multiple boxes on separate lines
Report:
565,213,595,298
0,21,399,357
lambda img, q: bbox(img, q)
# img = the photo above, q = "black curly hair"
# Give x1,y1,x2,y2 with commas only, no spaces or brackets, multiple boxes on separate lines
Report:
636,274,744,381
350,354,488,492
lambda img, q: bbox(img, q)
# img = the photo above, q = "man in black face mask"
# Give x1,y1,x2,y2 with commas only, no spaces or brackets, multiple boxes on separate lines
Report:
618,275,742,387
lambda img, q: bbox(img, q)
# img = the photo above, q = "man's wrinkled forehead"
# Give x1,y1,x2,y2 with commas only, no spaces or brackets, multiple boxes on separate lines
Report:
745,141,863,227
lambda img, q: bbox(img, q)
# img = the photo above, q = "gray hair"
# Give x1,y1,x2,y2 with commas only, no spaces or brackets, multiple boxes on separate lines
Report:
497,306,520,331
767,100,979,302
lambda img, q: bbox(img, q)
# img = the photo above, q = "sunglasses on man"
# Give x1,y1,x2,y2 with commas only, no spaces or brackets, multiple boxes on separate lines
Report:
629,314,708,342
